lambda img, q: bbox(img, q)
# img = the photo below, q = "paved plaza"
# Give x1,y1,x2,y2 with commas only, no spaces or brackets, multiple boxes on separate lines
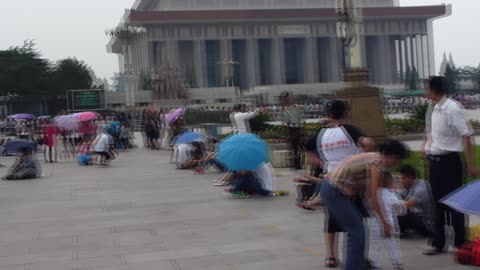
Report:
0,149,476,270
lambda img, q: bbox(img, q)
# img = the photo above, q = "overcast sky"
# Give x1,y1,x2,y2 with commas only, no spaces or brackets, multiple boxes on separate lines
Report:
0,0,477,81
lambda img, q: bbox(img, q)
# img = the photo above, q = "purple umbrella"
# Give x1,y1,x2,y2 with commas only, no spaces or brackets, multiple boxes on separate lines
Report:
165,108,185,126
54,115,78,130
9,113,36,120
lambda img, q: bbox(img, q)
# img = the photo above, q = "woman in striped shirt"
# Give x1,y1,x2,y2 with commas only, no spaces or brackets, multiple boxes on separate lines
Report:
320,140,409,270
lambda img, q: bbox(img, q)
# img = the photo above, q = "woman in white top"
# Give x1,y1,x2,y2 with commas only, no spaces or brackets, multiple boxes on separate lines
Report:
303,100,374,268
92,128,111,164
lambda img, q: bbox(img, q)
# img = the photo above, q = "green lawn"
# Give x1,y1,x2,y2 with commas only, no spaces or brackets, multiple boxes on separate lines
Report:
401,146,480,183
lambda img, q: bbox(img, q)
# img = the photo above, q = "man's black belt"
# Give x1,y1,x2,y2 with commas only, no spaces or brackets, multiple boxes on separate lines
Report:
427,152,460,162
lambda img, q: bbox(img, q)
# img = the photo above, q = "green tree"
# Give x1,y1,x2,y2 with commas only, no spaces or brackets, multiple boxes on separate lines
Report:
457,65,480,91
51,58,93,96
0,41,51,96
444,64,458,93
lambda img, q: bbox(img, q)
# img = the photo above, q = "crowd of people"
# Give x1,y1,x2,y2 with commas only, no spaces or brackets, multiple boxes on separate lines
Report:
383,96,431,114
0,76,477,269
167,76,477,270
0,113,137,180
298,77,477,269
170,103,278,199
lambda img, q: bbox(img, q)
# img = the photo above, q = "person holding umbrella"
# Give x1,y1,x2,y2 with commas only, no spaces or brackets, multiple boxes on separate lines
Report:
423,76,478,255
2,147,42,180
218,134,275,198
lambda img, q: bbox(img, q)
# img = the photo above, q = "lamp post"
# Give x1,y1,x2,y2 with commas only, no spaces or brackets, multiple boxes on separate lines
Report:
335,0,386,142
105,26,147,109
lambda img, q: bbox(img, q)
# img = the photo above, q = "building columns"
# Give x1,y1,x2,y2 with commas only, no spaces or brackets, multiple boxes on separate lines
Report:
165,40,179,67
245,38,260,88
328,37,340,82
378,35,394,84
270,38,284,85
421,35,428,78
303,37,317,83
193,40,207,88
219,39,233,86
410,36,416,73
415,34,424,79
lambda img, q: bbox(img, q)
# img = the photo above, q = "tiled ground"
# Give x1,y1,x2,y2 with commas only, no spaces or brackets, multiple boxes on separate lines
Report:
0,149,476,270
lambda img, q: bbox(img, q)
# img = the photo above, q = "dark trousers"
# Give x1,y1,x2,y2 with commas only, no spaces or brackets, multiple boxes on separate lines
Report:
288,127,302,170
320,182,365,270
398,212,434,238
232,174,270,196
428,152,465,249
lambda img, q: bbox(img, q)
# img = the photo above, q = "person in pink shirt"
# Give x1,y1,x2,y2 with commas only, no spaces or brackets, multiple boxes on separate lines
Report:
43,120,59,163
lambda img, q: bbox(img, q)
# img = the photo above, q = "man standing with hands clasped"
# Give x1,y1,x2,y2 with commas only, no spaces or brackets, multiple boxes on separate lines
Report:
423,76,478,255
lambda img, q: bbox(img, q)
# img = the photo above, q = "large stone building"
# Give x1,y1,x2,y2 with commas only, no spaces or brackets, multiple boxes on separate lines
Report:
106,0,450,107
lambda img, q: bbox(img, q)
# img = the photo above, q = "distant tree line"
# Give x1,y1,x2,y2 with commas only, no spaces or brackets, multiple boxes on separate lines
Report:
0,40,104,112
402,61,480,93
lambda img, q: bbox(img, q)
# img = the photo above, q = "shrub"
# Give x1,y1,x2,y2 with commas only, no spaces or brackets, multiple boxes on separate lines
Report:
410,104,429,121
386,118,425,136
250,112,272,133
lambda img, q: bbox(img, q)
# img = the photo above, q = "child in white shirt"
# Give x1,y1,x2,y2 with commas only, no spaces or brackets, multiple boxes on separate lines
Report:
369,172,407,270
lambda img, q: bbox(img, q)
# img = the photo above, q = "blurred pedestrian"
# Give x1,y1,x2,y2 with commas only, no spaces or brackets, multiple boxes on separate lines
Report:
281,91,305,170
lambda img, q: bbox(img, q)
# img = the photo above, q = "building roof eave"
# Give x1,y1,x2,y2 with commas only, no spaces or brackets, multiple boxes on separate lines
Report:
127,5,449,23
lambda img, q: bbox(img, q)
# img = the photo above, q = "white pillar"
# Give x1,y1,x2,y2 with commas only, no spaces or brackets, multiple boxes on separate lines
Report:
410,36,416,72
128,44,135,106
395,40,400,82
421,35,428,78
403,38,409,73
415,34,423,79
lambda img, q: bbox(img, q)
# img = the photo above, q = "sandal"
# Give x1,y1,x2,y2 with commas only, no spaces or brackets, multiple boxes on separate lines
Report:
324,257,338,268
296,202,315,211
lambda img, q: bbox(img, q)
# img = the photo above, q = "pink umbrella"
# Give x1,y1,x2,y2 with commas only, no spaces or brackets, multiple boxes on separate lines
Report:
165,108,185,126
75,111,98,122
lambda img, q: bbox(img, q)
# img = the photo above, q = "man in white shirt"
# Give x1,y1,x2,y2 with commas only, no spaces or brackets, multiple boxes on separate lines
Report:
229,104,240,134
234,104,258,134
423,76,478,255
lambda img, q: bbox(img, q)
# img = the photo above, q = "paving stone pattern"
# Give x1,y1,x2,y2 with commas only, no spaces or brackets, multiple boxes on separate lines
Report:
0,150,476,270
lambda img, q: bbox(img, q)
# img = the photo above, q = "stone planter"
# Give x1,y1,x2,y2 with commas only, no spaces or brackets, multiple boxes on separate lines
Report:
269,149,293,168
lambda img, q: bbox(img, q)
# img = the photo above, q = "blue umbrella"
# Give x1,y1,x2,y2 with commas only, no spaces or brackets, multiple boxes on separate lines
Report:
218,134,269,171
440,179,480,215
174,132,205,145
2,139,37,156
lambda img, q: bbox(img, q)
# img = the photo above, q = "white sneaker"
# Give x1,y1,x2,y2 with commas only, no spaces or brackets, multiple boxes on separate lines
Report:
213,181,228,186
